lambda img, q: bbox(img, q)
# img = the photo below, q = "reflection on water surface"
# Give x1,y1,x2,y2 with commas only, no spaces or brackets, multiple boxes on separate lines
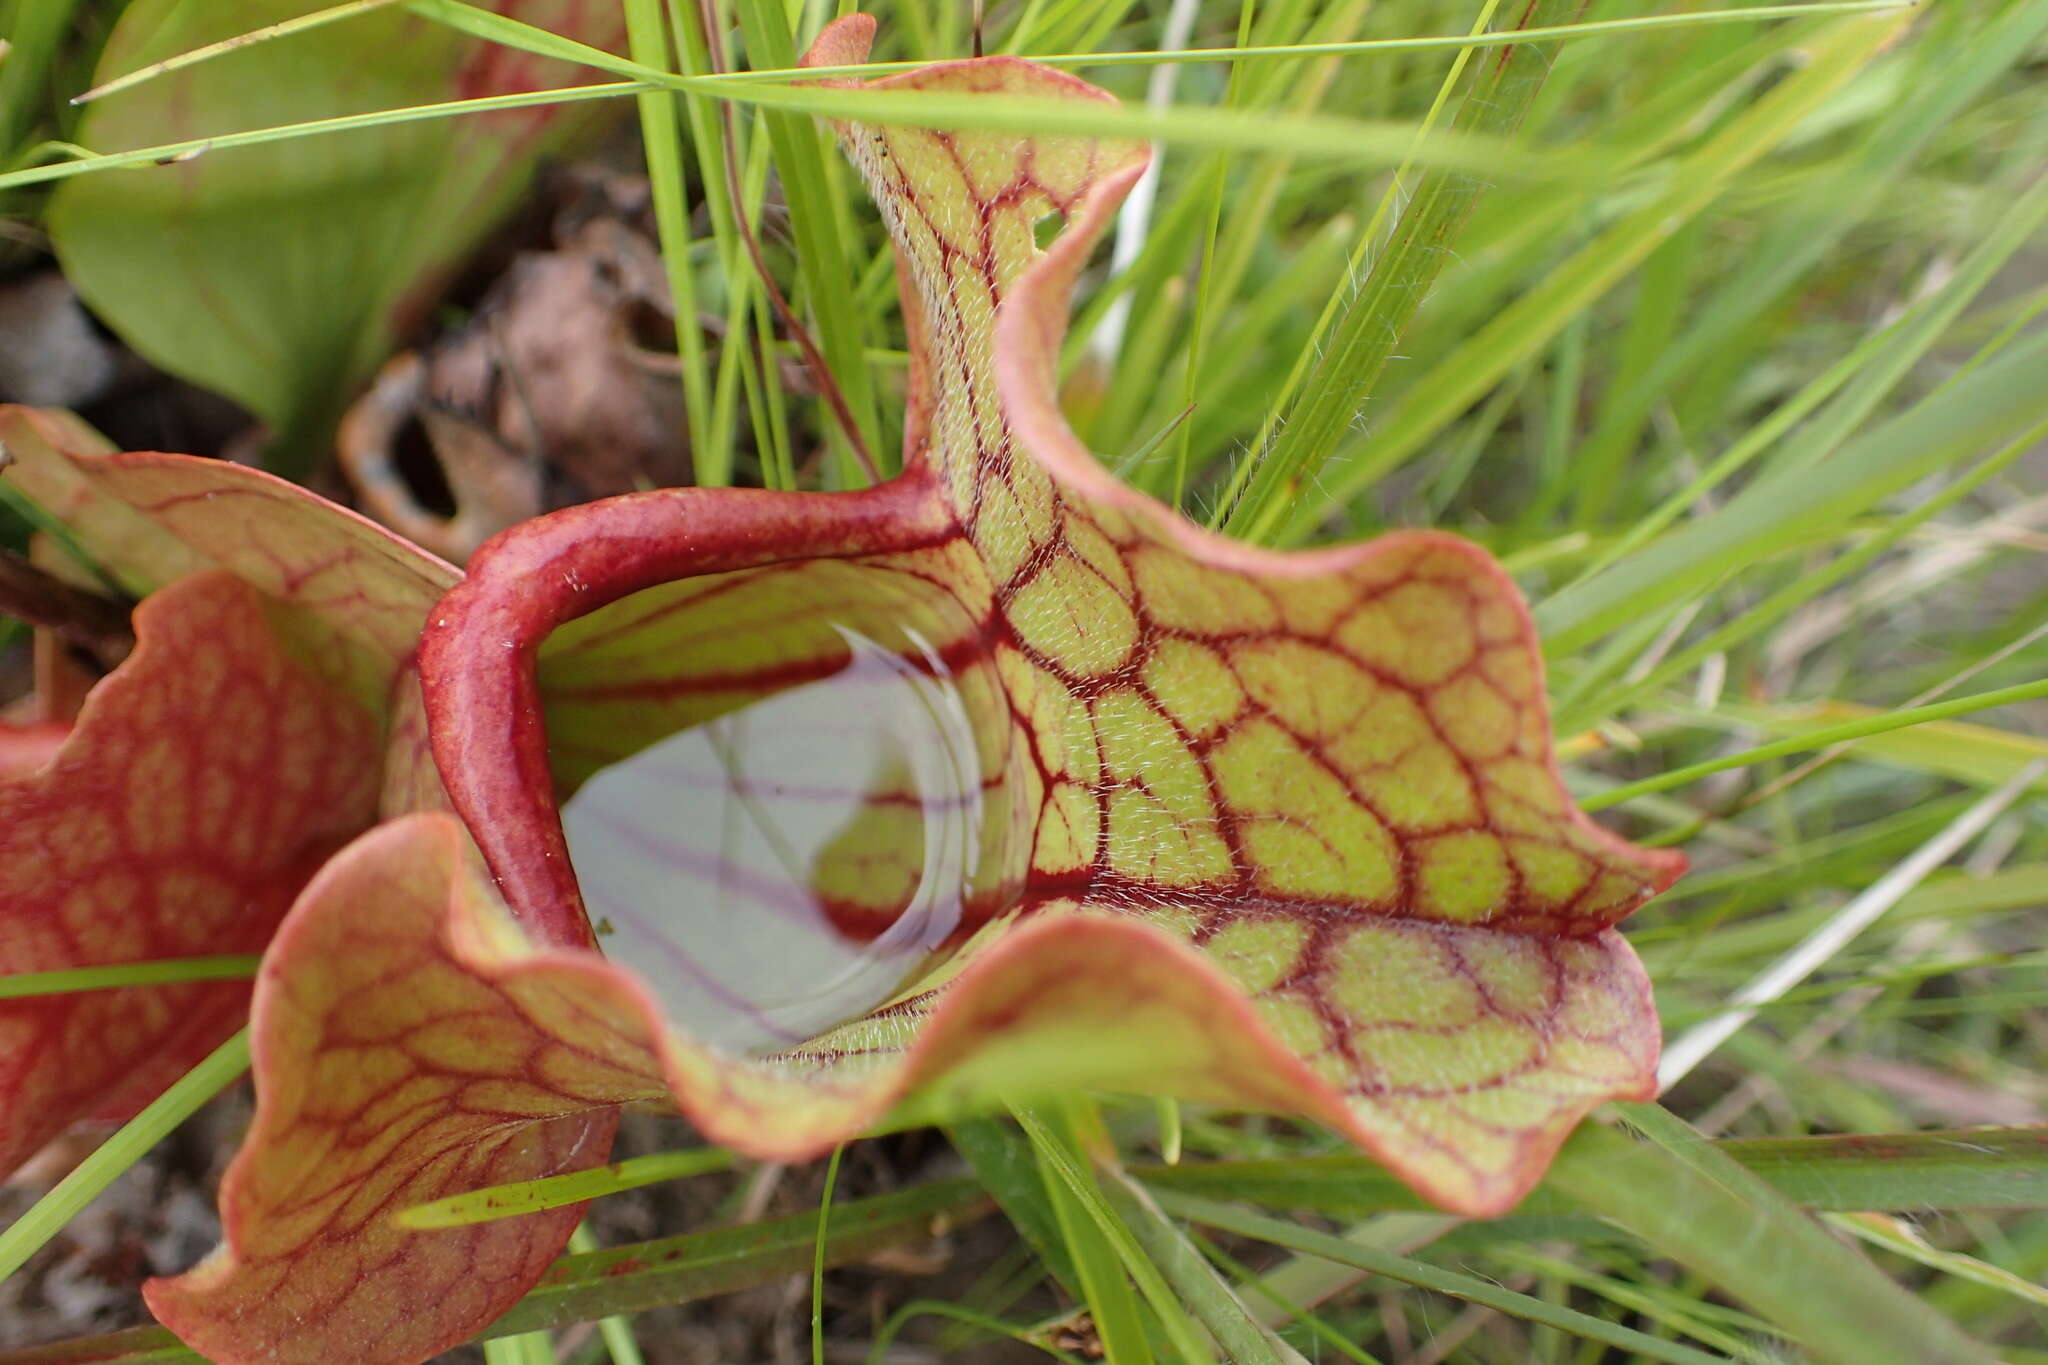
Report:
551,573,1021,1055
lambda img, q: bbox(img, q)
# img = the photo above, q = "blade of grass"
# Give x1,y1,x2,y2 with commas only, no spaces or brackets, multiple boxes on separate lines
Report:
1264,9,1912,546
1136,1127,2048,1216
0,1028,249,1284
89,0,1638,183
0,955,261,999
0,73,1624,201
1148,1189,1736,1365
394,1146,736,1229
621,0,717,481
1563,0,2048,517
1549,1106,1996,1365
1538,327,2048,657
0,79,648,195
0,1180,994,1363
466,2,1932,85
1656,758,2047,1089
1217,0,1566,540
1582,680,2048,812
1831,1212,2048,1310
1733,704,2048,798
810,1144,843,1365
70,0,405,105
1100,1167,1310,1365
566,1226,646,1365
1015,1105,1172,1365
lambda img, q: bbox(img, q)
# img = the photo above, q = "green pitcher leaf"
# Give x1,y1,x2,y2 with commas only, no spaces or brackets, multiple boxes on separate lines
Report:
0,572,378,1175
420,11,1683,1216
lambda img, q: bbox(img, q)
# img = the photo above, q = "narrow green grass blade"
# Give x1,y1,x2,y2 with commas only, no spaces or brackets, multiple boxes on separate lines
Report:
726,0,883,485
1717,705,2048,797
1148,1189,1735,1365
947,1117,1081,1289
394,1147,735,1229
71,0,404,106
0,77,1611,200
484,1177,992,1336
483,1331,558,1365
725,3,1920,80
621,0,716,480
0,955,261,999
1266,9,1910,546
810,1145,843,1365
1831,1212,2048,1310
1563,0,2048,510
1583,677,2048,811
713,83,1611,178
1538,326,2048,655
0,1180,994,1363
1219,0,1572,539
1549,1107,1995,1365
0,80,647,195
566,1226,646,1365
4,1,1925,200
1102,1168,1308,1365
0,1029,249,1284
1015,1107,1170,1365
1137,1127,2048,1216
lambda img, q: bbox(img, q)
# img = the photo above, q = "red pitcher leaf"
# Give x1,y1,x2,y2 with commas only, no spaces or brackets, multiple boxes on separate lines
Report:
0,720,71,780
49,1,628,467
73,453,459,683
0,407,459,678
146,814,642,1365
410,12,1683,1223
0,571,380,1175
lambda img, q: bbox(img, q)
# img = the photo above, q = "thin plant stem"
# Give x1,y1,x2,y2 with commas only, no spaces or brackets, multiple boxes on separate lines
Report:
1658,759,2048,1090
0,1029,250,1284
